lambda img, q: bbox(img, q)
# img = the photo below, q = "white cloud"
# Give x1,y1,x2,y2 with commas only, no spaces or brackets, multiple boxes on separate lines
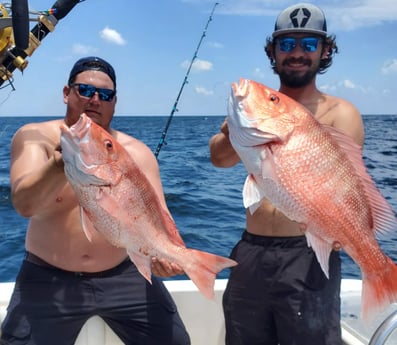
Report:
72,43,97,55
99,26,126,46
216,0,397,31
381,59,397,74
341,79,369,93
253,67,265,78
320,79,368,93
324,2,397,31
181,59,213,72
208,41,224,49
343,79,356,89
195,86,214,96
319,83,337,92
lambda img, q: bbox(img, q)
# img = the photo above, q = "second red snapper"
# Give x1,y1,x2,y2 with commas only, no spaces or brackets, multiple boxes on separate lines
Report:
60,114,237,299
227,78,397,320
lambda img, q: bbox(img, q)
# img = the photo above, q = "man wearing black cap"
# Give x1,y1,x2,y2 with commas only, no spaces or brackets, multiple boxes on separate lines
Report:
210,3,364,345
2,56,190,344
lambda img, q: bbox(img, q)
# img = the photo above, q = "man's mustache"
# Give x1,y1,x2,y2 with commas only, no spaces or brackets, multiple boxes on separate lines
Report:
282,57,312,66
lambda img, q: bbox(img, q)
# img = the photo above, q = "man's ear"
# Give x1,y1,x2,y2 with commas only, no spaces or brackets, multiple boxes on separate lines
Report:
63,85,70,104
269,47,276,61
321,44,330,59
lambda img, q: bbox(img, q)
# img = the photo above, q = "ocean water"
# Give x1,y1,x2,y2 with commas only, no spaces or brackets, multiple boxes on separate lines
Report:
0,115,396,282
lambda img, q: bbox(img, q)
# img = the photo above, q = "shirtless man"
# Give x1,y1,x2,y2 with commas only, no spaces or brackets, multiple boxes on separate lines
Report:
209,4,364,345
1,56,190,345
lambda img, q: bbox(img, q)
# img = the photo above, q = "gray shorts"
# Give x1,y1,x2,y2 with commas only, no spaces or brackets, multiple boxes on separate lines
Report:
223,231,342,345
1,254,190,345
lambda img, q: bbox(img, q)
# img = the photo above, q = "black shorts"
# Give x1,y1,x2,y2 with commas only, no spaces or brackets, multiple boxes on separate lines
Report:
223,231,341,345
1,254,190,345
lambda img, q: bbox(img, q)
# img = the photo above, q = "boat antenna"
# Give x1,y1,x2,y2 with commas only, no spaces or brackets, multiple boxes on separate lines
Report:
154,2,219,159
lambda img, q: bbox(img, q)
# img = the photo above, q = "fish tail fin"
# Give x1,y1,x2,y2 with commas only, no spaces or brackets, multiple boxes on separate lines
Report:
362,257,397,323
183,249,237,299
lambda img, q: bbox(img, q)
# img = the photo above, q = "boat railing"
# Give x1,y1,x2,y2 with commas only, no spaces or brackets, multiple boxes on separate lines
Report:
368,310,397,345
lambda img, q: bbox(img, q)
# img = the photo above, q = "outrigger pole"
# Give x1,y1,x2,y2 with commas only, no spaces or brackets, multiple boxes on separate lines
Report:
154,2,219,159
0,0,84,88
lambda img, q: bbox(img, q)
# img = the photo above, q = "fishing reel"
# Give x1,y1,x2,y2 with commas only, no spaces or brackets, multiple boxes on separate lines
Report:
0,1,46,85
0,0,82,89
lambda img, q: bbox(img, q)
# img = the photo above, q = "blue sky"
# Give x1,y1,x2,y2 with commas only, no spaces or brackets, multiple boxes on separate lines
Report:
1,0,397,116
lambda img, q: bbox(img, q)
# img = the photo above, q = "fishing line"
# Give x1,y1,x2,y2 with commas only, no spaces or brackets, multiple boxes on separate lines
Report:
0,88,14,108
0,125,10,139
154,2,219,159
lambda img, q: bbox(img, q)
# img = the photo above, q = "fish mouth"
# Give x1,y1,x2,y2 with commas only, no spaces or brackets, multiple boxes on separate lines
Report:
232,78,249,98
228,79,280,147
60,114,90,159
64,113,91,138
228,79,264,143
60,113,91,144
60,114,107,186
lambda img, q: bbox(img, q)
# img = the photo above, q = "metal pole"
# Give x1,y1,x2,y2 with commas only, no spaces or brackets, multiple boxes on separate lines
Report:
369,310,397,345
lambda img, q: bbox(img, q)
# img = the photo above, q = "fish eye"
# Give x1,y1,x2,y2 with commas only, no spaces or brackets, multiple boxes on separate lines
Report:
104,139,113,150
269,94,280,104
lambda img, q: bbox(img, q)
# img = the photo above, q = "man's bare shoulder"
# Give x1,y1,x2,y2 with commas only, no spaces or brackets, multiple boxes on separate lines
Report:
13,119,63,141
112,130,150,150
322,94,360,117
11,120,65,159
111,130,156,162
321,94,364,146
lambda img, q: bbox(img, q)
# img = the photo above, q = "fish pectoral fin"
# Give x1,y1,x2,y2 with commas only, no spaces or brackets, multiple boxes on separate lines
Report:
127,250,152,284
243,175,266,214
261,148,279,182
305,230,333,279
80,207,97,242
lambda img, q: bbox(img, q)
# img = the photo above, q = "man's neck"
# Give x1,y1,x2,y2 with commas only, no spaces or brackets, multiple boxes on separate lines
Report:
279,81,320,101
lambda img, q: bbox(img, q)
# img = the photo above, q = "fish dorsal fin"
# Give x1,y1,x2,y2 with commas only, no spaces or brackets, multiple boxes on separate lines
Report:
123,154,187,248
322,124,362,159
324,124,397,236
160,208,186,247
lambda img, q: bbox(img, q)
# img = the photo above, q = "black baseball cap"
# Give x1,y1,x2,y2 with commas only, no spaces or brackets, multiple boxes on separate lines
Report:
272,3,327,38
68,56,116,89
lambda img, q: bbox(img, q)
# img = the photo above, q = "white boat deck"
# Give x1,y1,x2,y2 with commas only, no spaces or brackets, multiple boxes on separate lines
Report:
340,279,397,345
1,278,397,345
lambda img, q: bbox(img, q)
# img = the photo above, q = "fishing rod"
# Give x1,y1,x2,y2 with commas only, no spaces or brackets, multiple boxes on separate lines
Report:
154,2,219,159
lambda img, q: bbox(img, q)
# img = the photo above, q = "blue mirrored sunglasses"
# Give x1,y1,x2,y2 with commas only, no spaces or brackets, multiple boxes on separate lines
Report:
277,37,320,53
70,83,116,102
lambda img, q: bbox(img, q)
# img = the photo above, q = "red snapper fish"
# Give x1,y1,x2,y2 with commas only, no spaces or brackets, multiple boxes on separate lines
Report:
227,78,397,320
60,113,237,299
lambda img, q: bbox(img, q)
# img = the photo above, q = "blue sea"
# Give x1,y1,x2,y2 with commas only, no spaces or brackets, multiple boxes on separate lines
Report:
0,115,396,282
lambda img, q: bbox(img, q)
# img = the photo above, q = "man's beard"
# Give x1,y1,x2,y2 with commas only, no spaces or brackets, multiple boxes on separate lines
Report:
277,58,319,88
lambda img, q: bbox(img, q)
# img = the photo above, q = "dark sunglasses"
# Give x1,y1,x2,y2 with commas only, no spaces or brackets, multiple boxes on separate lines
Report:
70,83,116,102
277,37,321,53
